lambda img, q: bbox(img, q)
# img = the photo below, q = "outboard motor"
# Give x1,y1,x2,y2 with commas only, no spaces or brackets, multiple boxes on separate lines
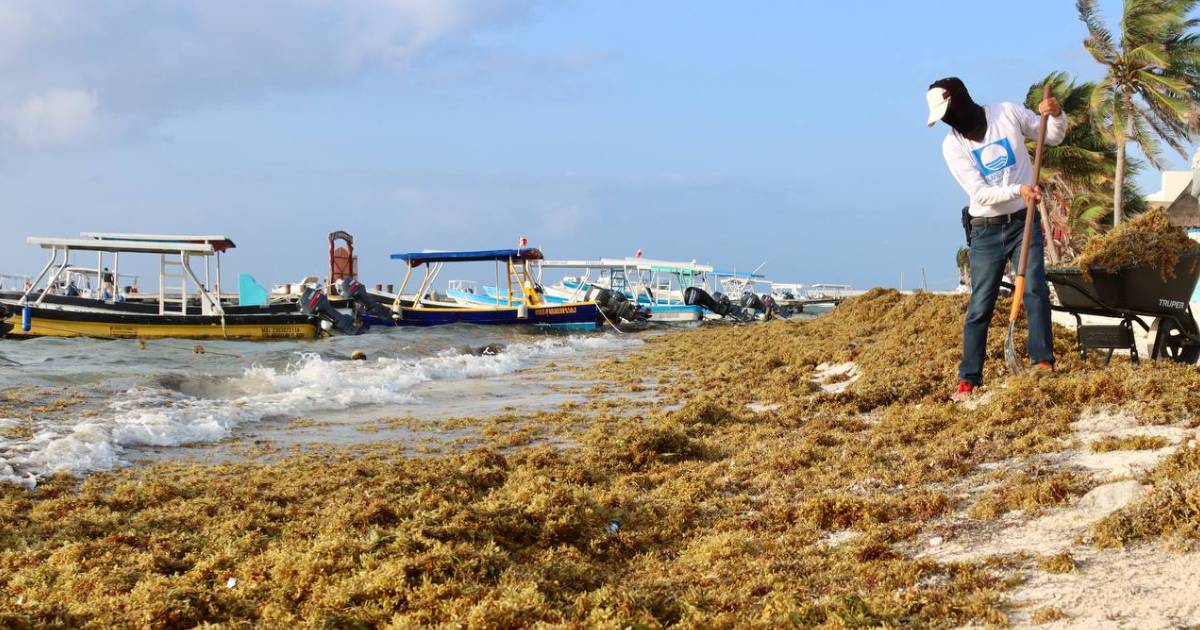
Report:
299,286,359,335
594,289,651,323
727,303,753,322
684,286,753,321
339,278,392,320
0,305,11,337
713,292,739,318
684,286,729,317
719,291,751,322
761,295,780,320
740,291,765,312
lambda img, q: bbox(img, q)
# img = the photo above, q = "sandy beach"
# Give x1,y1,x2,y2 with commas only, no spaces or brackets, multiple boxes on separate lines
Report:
1,290,1196,627
9,1,1200,626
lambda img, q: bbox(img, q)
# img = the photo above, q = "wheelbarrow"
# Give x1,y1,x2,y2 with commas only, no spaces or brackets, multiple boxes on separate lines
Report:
1046,251,1200,364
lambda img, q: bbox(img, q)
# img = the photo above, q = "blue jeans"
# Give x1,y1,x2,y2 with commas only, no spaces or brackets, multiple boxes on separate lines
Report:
960,214,1054,385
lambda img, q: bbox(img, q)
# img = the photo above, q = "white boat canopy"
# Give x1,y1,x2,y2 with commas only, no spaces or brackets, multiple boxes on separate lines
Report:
20,234,231,316
539,257,713,273
79,232,236,252
27,237,217,255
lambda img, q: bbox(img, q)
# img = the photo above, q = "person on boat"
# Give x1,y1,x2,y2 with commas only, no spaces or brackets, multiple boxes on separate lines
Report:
926,77,1065,399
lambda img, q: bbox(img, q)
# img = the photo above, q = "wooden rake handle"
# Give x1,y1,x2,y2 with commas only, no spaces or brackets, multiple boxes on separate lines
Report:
1009,83,1053,322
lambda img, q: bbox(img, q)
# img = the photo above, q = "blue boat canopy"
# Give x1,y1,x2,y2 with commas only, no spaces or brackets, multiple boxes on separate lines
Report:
390,248,544,266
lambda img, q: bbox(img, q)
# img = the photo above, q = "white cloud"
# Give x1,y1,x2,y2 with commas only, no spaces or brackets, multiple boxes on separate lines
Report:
0,0,546,149
11,88,97,148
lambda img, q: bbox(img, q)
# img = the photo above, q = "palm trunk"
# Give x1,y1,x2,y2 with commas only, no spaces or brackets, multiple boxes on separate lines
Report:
1039,201,1059,264
1113,140,1126,228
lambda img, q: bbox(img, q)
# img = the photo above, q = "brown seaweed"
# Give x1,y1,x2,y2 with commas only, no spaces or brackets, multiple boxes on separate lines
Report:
1,291,1199,627
1075,208,1200,278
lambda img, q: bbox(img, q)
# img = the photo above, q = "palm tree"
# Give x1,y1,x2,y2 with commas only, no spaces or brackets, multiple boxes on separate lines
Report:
1025,73,1107,262
1026,74,1109,194
1077,0,1200,226
1023,73,1147,260
1063,196,1112,259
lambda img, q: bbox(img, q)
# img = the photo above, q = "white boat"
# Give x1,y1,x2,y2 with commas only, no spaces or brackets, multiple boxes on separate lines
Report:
713,269,771,298
807,283,854,300
447,257,711,323
1,232,321,339
770,282,806,302
0,274,31,293
536,257,713,323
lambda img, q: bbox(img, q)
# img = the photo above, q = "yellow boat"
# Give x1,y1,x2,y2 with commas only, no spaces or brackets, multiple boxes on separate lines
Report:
1,233,321,340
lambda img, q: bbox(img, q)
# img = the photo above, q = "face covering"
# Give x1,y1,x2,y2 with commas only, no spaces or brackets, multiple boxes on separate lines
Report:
930,77,986,140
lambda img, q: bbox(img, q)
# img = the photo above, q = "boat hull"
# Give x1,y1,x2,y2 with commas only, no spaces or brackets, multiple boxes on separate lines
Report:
546,284,698,323
366,302,603,329
2,304,319,340
645,304,704,323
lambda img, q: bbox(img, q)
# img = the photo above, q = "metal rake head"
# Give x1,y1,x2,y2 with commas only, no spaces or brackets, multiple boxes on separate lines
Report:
1004,320,1024,374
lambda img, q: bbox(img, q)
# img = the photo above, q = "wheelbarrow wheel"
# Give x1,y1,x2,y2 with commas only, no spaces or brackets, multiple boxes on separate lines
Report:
1151,316,1200,363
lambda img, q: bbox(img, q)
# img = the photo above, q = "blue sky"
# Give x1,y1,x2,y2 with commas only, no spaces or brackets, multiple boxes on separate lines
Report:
0,0,1186,290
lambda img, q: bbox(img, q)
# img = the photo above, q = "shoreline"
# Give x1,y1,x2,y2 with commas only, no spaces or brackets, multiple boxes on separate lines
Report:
2,290,1199,627
0,329,648,484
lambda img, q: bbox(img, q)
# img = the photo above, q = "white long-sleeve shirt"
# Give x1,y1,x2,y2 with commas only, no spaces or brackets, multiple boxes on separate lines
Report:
942,102,1067,217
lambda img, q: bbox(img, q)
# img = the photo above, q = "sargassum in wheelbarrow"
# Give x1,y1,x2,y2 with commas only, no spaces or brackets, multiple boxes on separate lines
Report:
1075,208,1200,280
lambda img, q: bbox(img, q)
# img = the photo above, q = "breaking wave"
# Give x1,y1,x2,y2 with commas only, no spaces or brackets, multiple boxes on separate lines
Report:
0,334,639,486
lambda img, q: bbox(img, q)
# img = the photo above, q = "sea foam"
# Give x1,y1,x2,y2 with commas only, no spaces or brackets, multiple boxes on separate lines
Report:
0,334,639,486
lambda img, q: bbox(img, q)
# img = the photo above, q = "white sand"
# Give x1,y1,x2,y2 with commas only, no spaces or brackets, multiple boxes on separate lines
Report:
920,405,1200,627
743,362,861,411
812,361,860,393
1009,545,1200,629
818,530,860,548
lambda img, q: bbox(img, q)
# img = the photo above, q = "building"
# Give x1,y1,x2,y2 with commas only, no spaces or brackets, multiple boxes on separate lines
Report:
1145,169,1200,302
1146,169,1200,227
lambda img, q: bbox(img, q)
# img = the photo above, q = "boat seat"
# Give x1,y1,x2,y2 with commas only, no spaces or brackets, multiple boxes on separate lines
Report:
239,273,269,306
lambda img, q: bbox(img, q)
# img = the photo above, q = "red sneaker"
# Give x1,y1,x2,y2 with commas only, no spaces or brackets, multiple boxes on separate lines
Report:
952,381,975,401
1036,361,1055,373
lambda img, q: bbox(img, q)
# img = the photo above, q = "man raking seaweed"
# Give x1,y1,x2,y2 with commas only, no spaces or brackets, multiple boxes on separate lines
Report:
927,78,1066,400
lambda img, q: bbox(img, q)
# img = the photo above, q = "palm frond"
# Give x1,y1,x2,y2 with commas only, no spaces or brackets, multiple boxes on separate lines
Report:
1137,100,1192,156
1122,0,1178,48
1135,68,1192,96
1079,0,1119,62
1125,42,1171,68
1025,72,1072,106
1128,103,1166,167
1088,79,1119,142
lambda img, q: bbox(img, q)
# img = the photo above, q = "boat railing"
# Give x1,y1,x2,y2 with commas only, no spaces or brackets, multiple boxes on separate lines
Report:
447,279,479,294
19,236,226,319
388,248,549,317
808,283,853,299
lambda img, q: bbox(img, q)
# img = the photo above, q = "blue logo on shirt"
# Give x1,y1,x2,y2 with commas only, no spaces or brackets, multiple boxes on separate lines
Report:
972,138,1016,177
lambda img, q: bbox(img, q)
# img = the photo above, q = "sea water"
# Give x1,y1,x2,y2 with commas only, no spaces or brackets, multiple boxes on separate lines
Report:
0,326,643,486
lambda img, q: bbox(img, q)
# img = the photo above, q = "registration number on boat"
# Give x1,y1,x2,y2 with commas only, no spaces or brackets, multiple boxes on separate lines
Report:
539,307,578,316
261,326,309,338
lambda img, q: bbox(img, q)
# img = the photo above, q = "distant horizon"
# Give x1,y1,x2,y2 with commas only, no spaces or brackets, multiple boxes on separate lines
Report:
0,1,1191,292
